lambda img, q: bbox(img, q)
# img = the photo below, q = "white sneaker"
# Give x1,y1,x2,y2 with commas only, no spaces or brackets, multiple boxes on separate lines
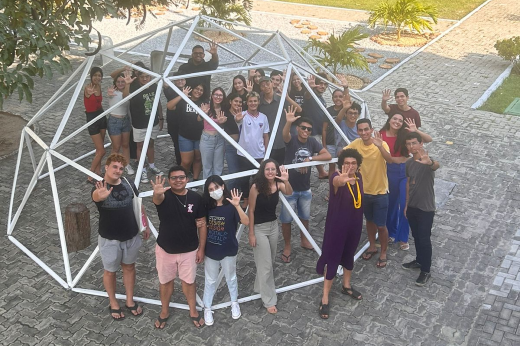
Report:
125,165,135,175
148,166,164,176
204,308,214,326
231,302,241,319
140,170,149,183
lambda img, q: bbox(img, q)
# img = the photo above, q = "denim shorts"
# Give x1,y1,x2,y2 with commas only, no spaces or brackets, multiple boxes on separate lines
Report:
108,115,131,136
279,189,312,223
363,193,389,227
178,134,200,152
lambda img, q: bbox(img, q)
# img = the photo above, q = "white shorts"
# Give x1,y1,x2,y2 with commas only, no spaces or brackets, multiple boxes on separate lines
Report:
133,125,160,142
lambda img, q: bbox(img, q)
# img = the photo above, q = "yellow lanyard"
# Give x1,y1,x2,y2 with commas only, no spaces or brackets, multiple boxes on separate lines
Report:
347,179,362,209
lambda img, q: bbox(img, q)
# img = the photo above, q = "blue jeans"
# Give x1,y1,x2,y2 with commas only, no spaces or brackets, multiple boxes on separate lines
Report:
200,132,225,179
279,189,312,223
387,163,409,243
203,255,238,308
225,141,240,190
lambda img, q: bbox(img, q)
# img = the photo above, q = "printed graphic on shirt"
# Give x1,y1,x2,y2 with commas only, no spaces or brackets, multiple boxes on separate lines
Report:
143,91,155,117
207,215,228,246
186,103,195,113
291,146,311,164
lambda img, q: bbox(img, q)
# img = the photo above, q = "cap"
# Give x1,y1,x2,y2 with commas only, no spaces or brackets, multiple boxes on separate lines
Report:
259,76,271,84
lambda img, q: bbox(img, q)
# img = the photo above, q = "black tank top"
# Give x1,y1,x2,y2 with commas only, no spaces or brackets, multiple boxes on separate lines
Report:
253,183,280,224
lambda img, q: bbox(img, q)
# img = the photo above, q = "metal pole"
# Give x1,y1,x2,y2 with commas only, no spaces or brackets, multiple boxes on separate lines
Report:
7,131,26,232
162,16,201,76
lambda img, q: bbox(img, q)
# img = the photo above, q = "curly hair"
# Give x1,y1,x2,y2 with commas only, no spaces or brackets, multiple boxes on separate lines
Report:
381,113,409,157
338,149,362,172
105,153,127,167
253,159,280,196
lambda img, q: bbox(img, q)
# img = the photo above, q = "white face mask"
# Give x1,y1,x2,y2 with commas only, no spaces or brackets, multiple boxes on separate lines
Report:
209,188,223,201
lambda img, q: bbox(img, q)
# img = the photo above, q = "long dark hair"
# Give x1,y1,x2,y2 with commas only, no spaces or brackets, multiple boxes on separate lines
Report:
209,87,228,117
381,114,409,157
253,159,280,196
203,175,232,210
232,75,247,94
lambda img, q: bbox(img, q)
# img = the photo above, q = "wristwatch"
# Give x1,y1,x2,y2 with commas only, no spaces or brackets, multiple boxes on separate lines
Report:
308,156,313,161
429,157,434,167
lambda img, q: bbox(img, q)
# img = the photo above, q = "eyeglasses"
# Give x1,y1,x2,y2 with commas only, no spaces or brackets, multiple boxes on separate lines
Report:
299,126,313,132
169,175,186,181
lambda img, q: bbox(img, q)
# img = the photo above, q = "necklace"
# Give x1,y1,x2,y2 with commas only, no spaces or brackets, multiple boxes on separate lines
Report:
174,191,187,208
347,178,362,209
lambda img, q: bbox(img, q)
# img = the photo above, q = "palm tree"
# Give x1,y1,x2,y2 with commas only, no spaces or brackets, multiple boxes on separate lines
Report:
368,0,438,41
197,0,252,30
305,27,370,75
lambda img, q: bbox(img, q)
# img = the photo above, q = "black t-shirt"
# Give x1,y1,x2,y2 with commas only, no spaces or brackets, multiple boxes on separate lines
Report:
178,58,219,96
177,98,206,140
92,179,139,241
324,106,341,145
205,203,240,261
156,190,205,254
129,81,159,129
164,87,180,134
254,186,279,224
289,88,305,107
284,136,323,191
302,94,326,135
222,109,239,137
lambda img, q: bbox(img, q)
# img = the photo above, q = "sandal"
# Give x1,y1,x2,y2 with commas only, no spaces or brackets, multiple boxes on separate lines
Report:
319,302,329,319
376,258,388,269
388,237,395,244
362,249,378,260
190,313,205,328
341,286,363,300
400,243,410,251
109,307,125,320
281,253,292,263
125,303,143,317
86,178,96,186
155,314,169,329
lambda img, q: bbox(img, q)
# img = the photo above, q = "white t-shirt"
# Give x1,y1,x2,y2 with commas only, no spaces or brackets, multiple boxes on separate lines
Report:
237,111,270,159
108,90,130,117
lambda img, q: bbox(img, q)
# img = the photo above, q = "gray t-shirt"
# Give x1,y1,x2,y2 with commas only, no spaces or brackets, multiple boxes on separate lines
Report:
406,158,436,212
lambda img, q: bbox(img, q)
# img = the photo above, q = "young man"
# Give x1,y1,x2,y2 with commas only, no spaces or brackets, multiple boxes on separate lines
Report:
163,72,186,166
381,88,421,128
402,132,440,286
280,107,331,262
258,76,302,166
123,67,164,184
151,166,207,329
92,153,151,320
344,119,390,268
178,42,219,94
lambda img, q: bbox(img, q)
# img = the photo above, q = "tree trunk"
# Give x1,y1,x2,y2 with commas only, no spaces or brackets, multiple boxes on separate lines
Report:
64,203,91,253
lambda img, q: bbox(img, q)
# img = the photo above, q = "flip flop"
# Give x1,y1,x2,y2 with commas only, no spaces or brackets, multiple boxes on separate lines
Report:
125,303,143,317
109,307,125,321
155,314,169,329
341,286,363,300
281,253,292,263
319,302,329,319
190,313,205,328
400,243,410,251
376,258,388,269
362,249,378,260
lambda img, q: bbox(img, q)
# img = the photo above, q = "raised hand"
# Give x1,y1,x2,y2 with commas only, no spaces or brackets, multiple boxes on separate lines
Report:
307,75,316,88
340,164,357,184
405,118,417,132
249,69,255,79
216,110,227,124
150,176,171,195
234,109,244,123
85,83,95,97
382,88,392,102
284,105,300,124
123,70,136,85
95,181,113,199
276,165,289,182
182,86,192,96
336,74,349,89
246,80,254,93
342,91,352,109
372,130,383,147
226,188,242,207
200,103,210,114
282,69,287,82
208,41,218,55
107,85,116,97
416,148,432,165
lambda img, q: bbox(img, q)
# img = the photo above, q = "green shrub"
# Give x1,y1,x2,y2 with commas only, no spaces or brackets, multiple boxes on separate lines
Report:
495,37,520,74
196,0,252,29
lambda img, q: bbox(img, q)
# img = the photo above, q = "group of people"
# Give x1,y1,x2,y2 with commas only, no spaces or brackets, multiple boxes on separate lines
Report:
88,42,440,326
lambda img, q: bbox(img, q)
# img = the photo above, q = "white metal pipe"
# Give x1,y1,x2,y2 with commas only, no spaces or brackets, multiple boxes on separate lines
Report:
7,131,26,232
159,27,174,74
202,15,277,33
24,127,48,150
23,131,37,172
241,33,278,67
9,236,69,289
71,246,99,287
162,16,201,76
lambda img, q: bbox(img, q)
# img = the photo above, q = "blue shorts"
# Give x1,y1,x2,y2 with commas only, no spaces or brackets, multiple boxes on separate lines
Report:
178,134,200,152
108,116,131,136
280,189,312,223
363,194,389,227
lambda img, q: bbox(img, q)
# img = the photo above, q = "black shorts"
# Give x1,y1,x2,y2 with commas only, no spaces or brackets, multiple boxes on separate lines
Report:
86,109,107,136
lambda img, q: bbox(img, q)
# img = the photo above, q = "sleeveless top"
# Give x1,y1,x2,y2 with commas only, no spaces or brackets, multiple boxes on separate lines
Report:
253,183,280,224
381,130,401,158
84,93,102,113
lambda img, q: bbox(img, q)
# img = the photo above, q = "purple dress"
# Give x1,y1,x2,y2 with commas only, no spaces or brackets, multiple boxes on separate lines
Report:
316,171,364,280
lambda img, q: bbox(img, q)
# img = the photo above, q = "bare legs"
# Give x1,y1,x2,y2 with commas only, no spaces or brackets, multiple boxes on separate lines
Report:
89,129,106,180
110,131,131,165
180,149,202,180
364,221,388,263
281,220,312,259
156,280,204,328
103,263,141,319
136,139,155,166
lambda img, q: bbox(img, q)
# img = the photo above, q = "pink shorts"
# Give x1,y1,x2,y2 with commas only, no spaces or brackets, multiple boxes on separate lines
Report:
155,245,197,284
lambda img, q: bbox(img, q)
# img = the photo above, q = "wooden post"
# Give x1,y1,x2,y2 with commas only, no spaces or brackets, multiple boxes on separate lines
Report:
64,203,91,252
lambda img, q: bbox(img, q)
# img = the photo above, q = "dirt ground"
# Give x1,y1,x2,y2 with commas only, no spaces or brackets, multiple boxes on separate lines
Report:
0,112,28,158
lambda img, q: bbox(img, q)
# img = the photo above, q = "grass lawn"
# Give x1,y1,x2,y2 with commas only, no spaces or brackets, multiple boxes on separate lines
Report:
479,72,520,114
271,0,487,20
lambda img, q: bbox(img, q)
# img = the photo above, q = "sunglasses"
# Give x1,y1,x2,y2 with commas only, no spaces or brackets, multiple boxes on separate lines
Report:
299,125,313,132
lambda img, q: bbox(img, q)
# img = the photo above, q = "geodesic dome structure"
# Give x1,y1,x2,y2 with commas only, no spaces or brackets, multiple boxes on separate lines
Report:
7,14,371,311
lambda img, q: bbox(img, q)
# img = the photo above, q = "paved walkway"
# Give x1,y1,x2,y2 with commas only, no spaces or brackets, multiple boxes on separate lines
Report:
1,0,520,345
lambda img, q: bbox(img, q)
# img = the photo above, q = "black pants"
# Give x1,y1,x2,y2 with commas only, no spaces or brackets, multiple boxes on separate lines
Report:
406,206,435,273
169,131,182,165
129,129,137,160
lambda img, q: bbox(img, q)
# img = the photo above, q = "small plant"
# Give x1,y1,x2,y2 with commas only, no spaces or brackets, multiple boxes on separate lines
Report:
495,36,520,74
368,0,438,41
196,0,252,30
305,27,370,75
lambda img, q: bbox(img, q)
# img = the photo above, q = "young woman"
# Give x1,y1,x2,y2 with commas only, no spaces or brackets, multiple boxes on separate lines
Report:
231,75,252,110
249,68,265,94
248,160,292,314
84,67,107,184
288,73,305,107
380,114,432,251
202,175,249,326
107,73,133,175
224,93,242,190
316,149,364,319
167,83,207,183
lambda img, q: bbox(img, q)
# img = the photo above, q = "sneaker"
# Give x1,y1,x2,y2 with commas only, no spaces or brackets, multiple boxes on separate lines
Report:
140,170,149,183
231,302,241,320
204,308,214,326
125,165,135,175
189,186,199,192
415,271,431,286
148,166,164,176
402,260,421,270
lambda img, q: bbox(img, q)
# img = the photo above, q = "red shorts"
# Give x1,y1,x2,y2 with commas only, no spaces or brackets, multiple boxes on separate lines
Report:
155,245,197,284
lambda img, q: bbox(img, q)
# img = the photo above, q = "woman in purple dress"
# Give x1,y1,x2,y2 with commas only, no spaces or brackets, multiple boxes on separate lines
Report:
316,148,364,319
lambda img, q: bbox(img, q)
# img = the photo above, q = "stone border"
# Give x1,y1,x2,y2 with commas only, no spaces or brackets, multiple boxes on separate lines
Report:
471,63,514,109
0,113,39,161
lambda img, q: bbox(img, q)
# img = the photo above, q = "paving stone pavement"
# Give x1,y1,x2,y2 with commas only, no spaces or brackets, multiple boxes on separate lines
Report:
2,0,520,345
